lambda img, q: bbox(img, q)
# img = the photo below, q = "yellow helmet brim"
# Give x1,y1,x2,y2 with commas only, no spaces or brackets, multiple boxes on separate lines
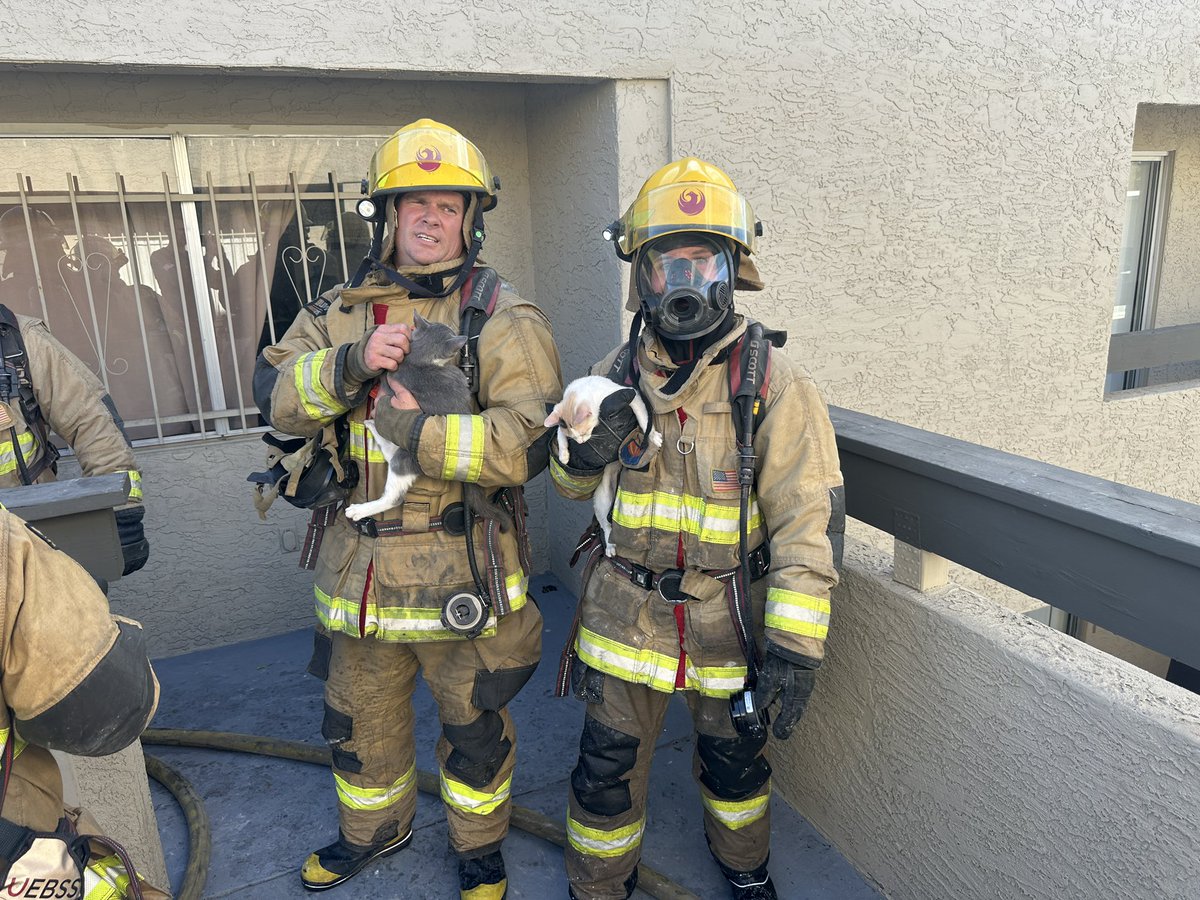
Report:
367,120,497,210
618,180,757,257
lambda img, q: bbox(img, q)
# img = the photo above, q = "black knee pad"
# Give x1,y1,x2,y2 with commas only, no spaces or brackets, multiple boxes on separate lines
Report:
321,702,363,773
696,731,771,800
443,711,512,790
570,715,640,817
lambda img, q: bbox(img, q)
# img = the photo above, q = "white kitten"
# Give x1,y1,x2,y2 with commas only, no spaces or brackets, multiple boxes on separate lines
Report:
544,375,662,557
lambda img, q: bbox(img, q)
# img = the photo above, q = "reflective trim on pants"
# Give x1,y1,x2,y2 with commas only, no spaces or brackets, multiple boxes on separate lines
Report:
566,815,645,859
334,763,417,811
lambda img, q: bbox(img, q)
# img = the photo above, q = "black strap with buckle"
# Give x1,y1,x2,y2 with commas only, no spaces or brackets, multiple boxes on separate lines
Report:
610,543,771,603
350,514,448,538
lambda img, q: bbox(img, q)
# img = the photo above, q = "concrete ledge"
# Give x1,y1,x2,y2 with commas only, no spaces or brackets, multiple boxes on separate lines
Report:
774,537,1200,900
54,744,169,890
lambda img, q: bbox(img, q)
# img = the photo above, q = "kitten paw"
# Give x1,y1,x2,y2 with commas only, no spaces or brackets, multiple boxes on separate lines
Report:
604,541,616,557
344,503,370,521
648,428,663,448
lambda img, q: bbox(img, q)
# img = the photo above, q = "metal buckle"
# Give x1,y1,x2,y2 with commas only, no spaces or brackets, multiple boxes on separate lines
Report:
354,517,379,538
629,564,654,590
656,569,687,604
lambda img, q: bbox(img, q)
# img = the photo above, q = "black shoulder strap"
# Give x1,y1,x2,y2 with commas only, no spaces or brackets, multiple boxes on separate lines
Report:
458,267,501,395
729,319,785,437
0,307,57,485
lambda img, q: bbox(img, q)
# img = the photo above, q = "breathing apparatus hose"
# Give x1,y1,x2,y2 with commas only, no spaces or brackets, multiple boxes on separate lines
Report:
142,728,698,900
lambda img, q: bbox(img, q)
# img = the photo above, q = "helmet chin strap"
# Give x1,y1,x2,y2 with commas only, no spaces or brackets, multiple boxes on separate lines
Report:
347,202,485,297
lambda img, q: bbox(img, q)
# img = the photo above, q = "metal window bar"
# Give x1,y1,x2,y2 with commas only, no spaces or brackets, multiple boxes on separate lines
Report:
246,173,277,346
64,175,111,395
203,171,249,432
13,176,51,323
115,173,164,442
0,172,358,445
161,172,208,438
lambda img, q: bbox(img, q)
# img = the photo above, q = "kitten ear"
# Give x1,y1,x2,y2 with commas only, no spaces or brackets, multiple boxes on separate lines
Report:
451,334,468,352
544,406,562,427
571,404,594,427
412,311,429,328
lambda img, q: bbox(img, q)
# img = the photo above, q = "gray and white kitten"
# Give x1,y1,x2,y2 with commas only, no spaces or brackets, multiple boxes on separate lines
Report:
345,312,511,530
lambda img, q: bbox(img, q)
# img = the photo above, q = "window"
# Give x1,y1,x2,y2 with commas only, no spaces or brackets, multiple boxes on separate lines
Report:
1106,152,1171,392
0,133,389,443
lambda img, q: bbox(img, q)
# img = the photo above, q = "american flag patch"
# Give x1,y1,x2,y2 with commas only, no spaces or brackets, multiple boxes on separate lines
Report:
711,469,740,492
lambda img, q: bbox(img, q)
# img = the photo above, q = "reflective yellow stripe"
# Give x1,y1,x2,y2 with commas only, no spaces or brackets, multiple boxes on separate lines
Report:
576,626,746,697
702,786,769,830
576,626,678,693
764,588,831,640
549,456,602,494
441,414,485,482
0,727,28,761
84,854,134,900
126,469,143,501
0,431,38,476
293,349,347,420
348,420,387,464
566,815,645,858
334,764,416,811
685,662,747,697
611,489,761,545
315,573,528,642
440,770,511,815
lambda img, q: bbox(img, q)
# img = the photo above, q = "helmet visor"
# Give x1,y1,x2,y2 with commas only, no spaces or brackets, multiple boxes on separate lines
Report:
619,180,757,257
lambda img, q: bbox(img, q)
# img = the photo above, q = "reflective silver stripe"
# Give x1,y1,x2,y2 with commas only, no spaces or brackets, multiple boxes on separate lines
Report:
702,786,769,830
764,588,831,640
293,348,346,419
0,431,37,476
566,815,645,858
334,764,417,810
442,414,485,482
440,770,511,815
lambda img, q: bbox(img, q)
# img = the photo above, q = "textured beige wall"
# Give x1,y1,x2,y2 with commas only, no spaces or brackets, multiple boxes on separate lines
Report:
777,538,1200,900
2,4,1197,619
3,4,1199,492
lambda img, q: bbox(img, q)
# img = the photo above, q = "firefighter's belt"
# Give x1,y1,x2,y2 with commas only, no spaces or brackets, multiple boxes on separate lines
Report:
350,502,469,538
608,543,771,604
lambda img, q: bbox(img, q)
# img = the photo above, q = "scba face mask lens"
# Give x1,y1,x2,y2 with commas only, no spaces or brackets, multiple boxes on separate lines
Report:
636,235,735,340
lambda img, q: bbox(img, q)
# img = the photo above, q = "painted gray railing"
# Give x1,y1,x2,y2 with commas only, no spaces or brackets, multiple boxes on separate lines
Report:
830,407,1200,669
1107,322,1200,373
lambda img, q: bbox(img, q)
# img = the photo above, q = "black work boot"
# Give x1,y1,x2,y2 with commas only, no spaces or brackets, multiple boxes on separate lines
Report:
718,858,778,900
459,849,507,899
300,827,412,891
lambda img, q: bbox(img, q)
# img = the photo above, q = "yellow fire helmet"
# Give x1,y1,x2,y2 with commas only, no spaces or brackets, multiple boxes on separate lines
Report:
359,118,499,218
606,157,760,260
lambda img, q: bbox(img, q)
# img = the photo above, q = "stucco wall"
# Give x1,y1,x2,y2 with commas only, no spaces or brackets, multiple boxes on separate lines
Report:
775,537,1200,900
4,3,1200,639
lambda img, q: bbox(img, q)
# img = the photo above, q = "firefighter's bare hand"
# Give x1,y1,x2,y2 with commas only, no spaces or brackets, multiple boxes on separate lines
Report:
364,323,411,372
388,382,421,411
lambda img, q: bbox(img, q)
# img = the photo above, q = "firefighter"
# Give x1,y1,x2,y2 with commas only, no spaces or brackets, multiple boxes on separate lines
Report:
550,158,845,900
255,119,562,898
0,211,149,576
0,505,160,896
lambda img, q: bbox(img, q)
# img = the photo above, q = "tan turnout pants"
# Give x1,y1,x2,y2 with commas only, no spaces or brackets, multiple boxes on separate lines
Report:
565,674,772,900
313,601,542,856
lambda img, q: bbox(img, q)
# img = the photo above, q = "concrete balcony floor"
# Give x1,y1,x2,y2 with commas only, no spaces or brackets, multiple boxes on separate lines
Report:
147,574,883,899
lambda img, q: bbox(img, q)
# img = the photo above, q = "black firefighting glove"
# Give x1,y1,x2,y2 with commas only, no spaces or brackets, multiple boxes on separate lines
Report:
753,643,817,740
559,388,642,474
115,506,149,576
